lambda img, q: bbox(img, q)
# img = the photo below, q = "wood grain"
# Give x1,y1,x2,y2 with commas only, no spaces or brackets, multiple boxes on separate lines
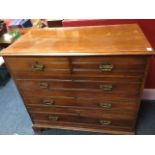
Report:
1,24,154,56
5,56,147,79
28,106,136,119
31,112,135,128
23,95,140,111
16,79,141,95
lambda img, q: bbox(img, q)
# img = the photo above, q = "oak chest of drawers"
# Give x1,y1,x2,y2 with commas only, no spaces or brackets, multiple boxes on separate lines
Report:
1,24,154,134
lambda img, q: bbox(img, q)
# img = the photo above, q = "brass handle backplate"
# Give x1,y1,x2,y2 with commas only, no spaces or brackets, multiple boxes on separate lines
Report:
32,62,44,71
43,99,55,105
99,103,112,109
39,82,49,89
99,120,111,126
99,84,113,91
99,63,114,72
48,115,59,121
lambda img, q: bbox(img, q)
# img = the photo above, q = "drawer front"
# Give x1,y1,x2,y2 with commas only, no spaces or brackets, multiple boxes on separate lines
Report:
24,96,139,111
19,86,140,99
71,56,147,77
30,112,135,129
27,106,136,120
16,79,141,94
5,56,71,79
5,56,147,79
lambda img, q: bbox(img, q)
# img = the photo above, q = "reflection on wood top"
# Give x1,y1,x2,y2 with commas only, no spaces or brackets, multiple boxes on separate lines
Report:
1,24,154,56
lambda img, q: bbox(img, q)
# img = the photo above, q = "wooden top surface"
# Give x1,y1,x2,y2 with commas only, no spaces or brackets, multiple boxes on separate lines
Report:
1,24,154,56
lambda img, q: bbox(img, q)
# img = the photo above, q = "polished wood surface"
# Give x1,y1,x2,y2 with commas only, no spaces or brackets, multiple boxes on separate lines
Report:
28,106,136,119
1,24,154,56
5,56,147,79
23,96,139,111
31,113,135,128
2,24,154,134
16,79,141,94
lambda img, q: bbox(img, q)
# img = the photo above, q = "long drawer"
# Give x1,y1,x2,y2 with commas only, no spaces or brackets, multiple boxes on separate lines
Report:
30,112,135,129
19,88,140,99
16,79,141,93
5,56,147,79
27,106,136,119
23,96,140,111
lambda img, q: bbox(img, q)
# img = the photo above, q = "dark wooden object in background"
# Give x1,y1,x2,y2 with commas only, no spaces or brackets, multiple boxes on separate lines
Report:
47,20,63,27
1,24,154,134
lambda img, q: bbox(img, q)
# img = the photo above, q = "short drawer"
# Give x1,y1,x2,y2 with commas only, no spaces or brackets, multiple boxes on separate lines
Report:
5,56,71,79
23,96,140,111
71,56,147,77
30,112,135,129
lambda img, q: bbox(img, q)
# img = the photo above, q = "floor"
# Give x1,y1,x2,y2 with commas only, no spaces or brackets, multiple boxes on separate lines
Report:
0,79,155,135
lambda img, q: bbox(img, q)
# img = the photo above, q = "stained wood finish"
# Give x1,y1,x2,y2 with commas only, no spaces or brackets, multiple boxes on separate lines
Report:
16,79,141,94
18,88,140,99
1,24,154,134
30,113,135,129
23,96,140,111
1,24,154,56
27,106,136,119
7,69,145,79
5,56,147,79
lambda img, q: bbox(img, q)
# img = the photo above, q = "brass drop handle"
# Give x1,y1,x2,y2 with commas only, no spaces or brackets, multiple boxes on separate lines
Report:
43,99,55,105
99,120,111,126
99,103,112,109
39,82,49,89
99,84,113,91
48,115,59,121
99,62,114,72
32,62,44,71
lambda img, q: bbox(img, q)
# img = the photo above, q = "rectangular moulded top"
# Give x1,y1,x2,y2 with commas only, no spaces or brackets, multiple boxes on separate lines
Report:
1,24,154,56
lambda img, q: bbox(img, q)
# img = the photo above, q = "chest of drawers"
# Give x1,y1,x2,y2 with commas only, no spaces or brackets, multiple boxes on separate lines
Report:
1,24,154,134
